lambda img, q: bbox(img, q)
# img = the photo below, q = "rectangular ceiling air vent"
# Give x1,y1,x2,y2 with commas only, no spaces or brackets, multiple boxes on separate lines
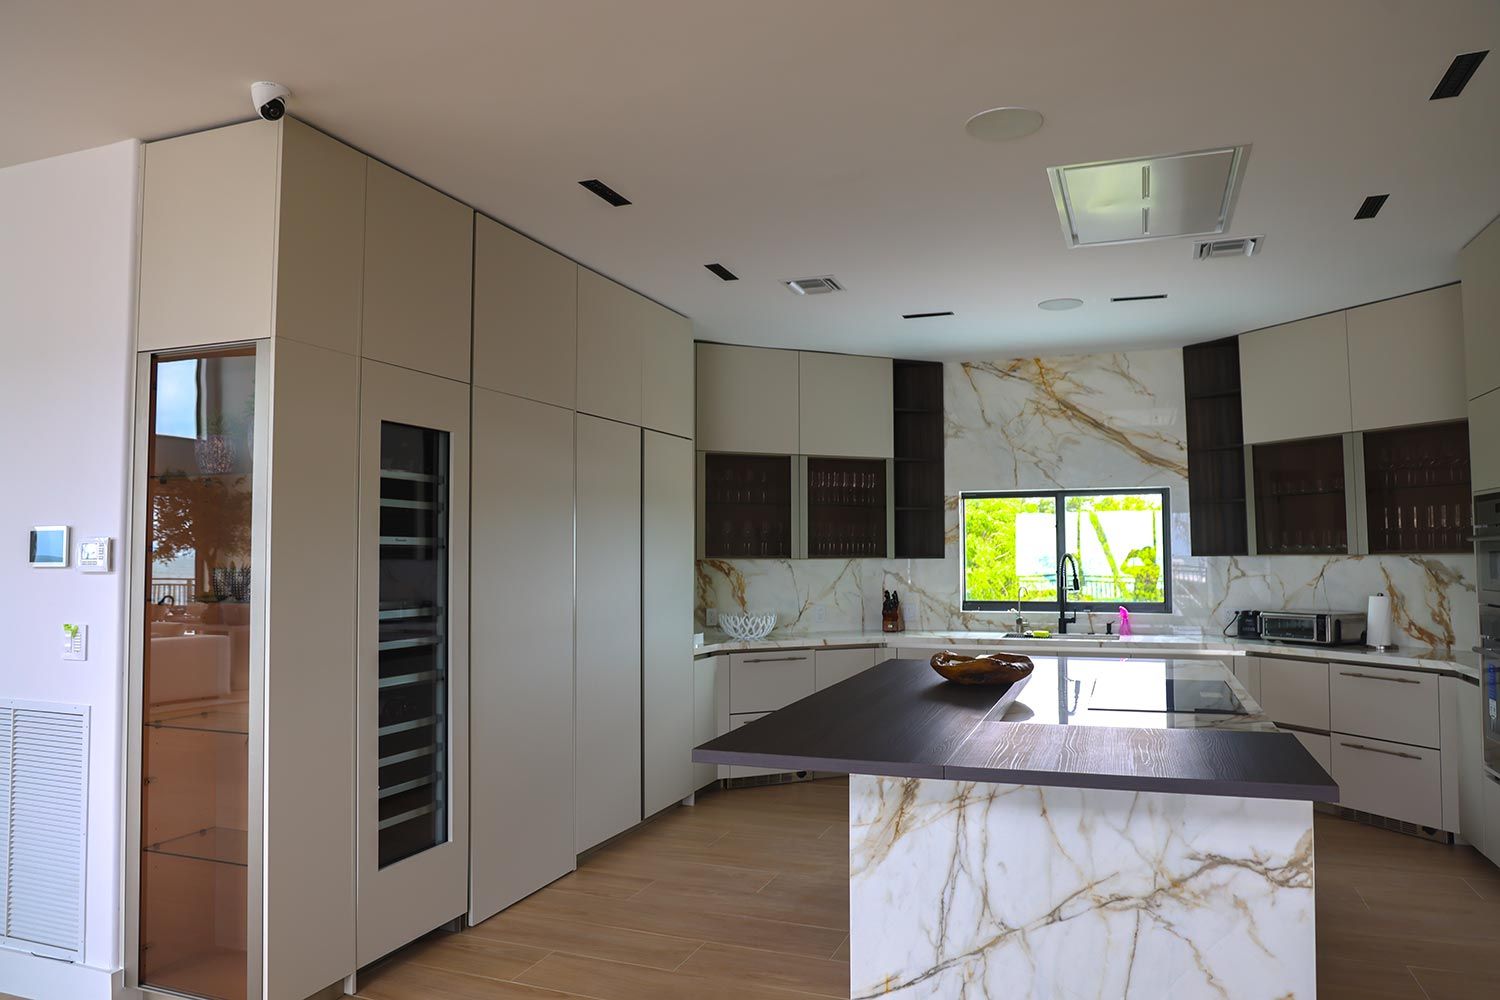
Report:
1110,294,1167,303
902,311,955,319
704,263,739,281
1193,235,1263,260
1048,145,1250,248
785,276,842,295
1354,194,1389,220
1430,50,1488,100
578,178,632,206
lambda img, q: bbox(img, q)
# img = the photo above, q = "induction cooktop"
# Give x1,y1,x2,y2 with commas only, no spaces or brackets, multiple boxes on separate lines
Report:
1086,677,1247,716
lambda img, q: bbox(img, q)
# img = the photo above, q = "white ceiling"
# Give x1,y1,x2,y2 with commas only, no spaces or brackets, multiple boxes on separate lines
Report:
5,1,1499,359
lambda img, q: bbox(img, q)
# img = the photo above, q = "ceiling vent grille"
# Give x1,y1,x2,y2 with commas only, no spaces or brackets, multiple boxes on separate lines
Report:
1193,236,1262,260
1430,50,1488,100
578,179,631,207
704,263,739,281
785,276,843,295
1354,194,1389,220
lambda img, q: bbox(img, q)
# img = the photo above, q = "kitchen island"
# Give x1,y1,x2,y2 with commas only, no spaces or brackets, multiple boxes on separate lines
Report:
694,656,1337,999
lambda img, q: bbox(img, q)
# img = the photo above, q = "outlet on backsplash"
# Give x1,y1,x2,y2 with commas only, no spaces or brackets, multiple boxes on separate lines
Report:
706,607,718,627
813,605,827,626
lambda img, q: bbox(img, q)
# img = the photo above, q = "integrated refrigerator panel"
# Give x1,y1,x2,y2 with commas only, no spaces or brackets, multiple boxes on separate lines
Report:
376,421,451,867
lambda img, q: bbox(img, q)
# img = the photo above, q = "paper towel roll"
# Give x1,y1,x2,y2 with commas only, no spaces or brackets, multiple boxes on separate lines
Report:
1367,593,1393,648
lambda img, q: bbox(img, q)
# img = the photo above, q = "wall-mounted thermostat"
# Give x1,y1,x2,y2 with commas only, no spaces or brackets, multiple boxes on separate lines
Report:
29,525,69,568
78,537,113,573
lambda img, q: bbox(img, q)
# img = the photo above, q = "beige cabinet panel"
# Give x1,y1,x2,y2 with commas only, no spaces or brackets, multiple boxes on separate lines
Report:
1460,215,1500,401
728,651,815,713
643,431,696,816
1471,388,1500,494
1329,662,1440,749
696,343,801,454
1347,286,1465,430
1331,734,1443,830
469,390,576,922
273,120,367,355
1453,678,1487,851
577,269,645,425
642,309,695,439
814,648,878,690
362,161,474,382
138,120,280,351
264,338,358,997
1239,313,1351,443
692,656,726,790
1256,658,1331,731
1484,774,1500,867
473,217,577,407
799,352,895,458
575,415,642,851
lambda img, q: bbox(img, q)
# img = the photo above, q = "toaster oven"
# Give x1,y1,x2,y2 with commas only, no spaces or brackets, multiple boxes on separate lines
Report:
1258,610,1367,646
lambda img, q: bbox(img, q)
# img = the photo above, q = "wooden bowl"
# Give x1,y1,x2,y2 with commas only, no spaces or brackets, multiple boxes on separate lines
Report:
929,650,1035,686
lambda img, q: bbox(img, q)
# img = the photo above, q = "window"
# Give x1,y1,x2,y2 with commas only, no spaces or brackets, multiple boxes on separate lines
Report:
961,489,1170,612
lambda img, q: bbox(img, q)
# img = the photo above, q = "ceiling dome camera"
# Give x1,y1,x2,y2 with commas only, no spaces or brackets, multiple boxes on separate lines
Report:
251,81,291,122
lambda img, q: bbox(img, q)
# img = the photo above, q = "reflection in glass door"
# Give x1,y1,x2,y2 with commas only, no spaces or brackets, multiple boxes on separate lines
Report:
139,347,257,1000
376,422,450,866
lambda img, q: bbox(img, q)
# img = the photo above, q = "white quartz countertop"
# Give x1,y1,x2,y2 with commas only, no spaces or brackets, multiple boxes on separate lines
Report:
693,628,1480,680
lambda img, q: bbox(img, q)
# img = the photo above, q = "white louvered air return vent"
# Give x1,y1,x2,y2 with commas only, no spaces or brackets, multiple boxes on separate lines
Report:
0,700,89,962
1048,146,1249,248
784,276,843,295
1194,236,1263,260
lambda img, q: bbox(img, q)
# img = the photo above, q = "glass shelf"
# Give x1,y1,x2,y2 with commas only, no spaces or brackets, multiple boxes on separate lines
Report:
147,703,249,736
145,826,248,868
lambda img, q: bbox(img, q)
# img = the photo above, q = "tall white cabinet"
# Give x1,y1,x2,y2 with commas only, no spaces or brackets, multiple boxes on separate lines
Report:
468,390,577,922
643,431,697,816
575,415,644,851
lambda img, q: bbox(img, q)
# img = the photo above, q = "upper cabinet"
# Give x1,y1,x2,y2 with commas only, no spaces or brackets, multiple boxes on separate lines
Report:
138,121,283,351
798,351,894,458
472,217,577,408
139,119,369,355
1240,312,1351,444
1460,215,1500,401
577,268,694,436
361,161,474,383
696,343,800,454
1347,285,1465,430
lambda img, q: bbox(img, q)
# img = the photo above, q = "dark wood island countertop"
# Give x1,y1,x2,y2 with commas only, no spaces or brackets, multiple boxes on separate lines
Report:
693,656,1338,802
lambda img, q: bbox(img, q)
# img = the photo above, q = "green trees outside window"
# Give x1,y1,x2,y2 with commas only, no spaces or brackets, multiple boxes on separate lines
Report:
962,489,1170,611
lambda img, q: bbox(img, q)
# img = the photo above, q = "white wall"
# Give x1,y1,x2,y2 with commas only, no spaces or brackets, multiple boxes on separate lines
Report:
0,140,140,991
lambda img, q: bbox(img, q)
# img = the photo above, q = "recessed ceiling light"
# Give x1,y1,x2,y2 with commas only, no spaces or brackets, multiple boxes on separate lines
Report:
965,107,1044,142
1038,297,1083,311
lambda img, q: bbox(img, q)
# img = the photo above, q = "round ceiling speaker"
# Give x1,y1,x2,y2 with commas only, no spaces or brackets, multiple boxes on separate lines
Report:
965,107,1045,142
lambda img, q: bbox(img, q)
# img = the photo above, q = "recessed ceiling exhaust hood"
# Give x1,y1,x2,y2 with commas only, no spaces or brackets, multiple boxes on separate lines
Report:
1047,146,1250,248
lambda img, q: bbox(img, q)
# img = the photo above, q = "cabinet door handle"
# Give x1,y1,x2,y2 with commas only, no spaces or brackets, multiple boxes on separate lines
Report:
1340,741,1422,760
741,655,809,663
1338,671,1420,684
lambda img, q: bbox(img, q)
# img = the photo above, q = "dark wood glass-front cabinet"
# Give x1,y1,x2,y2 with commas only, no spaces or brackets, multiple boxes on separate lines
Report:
702,453,792,558
1363,420,1471,553
1252,436,1348,554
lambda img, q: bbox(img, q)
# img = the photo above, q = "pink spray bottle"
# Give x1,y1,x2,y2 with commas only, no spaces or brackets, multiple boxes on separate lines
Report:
1117,606,1132,637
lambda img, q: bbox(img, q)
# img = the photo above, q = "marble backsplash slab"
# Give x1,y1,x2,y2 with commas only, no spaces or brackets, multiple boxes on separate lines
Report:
696,349,1478,653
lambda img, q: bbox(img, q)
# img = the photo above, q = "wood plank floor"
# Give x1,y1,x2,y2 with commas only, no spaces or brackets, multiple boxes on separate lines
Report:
356,777,1500,1000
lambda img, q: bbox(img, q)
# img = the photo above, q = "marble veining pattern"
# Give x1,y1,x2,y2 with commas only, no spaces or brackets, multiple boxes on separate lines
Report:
849,774,1316,999
697,348,1477,653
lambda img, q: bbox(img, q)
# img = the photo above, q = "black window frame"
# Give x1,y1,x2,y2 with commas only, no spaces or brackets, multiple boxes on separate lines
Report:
960,487,1172,613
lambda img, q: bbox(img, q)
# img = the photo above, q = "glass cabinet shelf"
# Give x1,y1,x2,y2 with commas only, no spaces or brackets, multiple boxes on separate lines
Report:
147,701,250,736
144,827,248,868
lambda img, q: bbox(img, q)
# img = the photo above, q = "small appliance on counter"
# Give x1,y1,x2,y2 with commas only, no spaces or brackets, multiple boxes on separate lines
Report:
882,590,905,633
1231,609,1262,639
1259,610,1367,646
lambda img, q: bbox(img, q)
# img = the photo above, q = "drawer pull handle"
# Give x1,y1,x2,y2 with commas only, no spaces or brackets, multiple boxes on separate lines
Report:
1340,741,1421,760
1338,671,1420,684
742,655,808,663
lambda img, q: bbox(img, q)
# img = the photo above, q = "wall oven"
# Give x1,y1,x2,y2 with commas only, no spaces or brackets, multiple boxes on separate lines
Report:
1475,492,1500,607
1476,493,1500,777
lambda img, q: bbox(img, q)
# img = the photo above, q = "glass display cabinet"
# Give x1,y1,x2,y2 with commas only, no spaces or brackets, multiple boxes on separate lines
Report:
131,345,262,1000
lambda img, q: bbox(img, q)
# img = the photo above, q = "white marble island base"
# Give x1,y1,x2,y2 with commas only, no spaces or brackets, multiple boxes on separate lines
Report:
850,775,1316,999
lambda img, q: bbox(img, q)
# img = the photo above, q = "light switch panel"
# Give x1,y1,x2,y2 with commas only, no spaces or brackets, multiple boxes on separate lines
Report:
62,623,87,661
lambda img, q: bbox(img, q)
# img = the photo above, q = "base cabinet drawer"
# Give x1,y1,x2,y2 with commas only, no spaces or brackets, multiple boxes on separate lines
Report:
1289,730,1332,774
1331,734,1443,830
1330,664,1440,749
726,712,796,779
814,648,877,690
1483,774,1500,867
1258,659,1331,731
729,651,814,713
